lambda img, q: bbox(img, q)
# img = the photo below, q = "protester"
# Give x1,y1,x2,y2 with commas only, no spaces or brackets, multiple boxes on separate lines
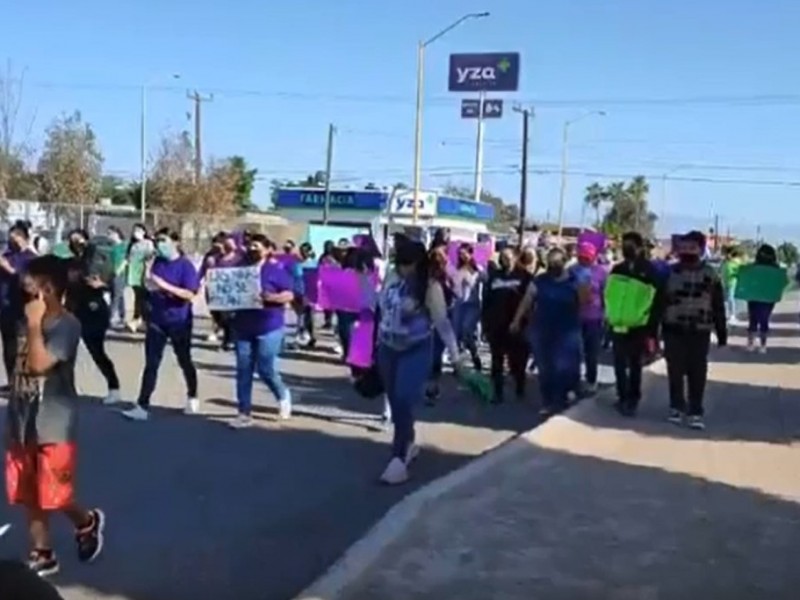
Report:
660,231,727,430
512,247,582,415
0,221,37,388
230,234,295,428
483,247,532,402
6,255,104,577
125,223,154,333
746,244,784,353
319,240,338,329
720,247,741,324
201,232,239,351
571,241,607,395
64,229,121,406
335,245,367,360
604,232,661,417
452,243,482,371
296,242,317,348
424,245,455,404
376,238,461,485
123,228,200,421
107,226,128,328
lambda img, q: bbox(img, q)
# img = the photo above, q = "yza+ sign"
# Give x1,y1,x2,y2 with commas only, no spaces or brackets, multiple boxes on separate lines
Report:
392,192,436,217
448,53,520,92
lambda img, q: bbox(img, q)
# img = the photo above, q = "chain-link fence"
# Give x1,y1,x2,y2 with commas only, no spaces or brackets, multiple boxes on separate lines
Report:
0,199,297,255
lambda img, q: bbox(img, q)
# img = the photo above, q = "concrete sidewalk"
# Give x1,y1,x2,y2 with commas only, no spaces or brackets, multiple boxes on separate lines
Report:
299,308,800,600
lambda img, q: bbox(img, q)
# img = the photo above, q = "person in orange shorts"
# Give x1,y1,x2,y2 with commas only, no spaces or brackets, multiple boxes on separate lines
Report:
5,255,105,577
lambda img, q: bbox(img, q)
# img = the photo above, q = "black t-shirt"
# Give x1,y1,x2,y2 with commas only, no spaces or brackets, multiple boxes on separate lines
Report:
482,267,532,336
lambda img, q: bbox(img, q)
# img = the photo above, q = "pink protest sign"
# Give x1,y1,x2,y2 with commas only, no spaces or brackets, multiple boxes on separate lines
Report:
302,268,319,305
318,266,368,313
577,232,607,252
346,311,375,368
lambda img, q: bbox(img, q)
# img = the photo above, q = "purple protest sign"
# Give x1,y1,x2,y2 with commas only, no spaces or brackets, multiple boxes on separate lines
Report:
577,232,607,252
346,311,375,368
302,268,319,305
319,266,368,313
447,241,492,268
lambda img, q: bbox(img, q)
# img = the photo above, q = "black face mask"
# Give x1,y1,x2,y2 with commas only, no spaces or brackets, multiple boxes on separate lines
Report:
622,244,638,260
548,263,565,276
69,241,85,255
247,250,262,263
679,253,700,265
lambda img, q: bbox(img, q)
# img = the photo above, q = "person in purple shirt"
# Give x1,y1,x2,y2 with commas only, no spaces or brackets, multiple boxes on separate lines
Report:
199,232,240,350
0,220,38,388
123,228,200,422
570,242,607,395
229,234,295,429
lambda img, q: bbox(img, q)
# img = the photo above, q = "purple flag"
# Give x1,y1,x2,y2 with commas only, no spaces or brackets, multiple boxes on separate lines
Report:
318,266,368,313
577,232,607,252
346,311,375,368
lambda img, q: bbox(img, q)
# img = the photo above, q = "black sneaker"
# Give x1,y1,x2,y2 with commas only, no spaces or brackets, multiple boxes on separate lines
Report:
27,549,60,577
75,508,105,563
424,384,440,406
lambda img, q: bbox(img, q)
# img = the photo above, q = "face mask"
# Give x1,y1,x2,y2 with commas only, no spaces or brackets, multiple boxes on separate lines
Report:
133,230,144,241
548,261,565,274
622,244,638,260
156,240,175,259
679,253,699,265
69,241,84,255
247,250,262,263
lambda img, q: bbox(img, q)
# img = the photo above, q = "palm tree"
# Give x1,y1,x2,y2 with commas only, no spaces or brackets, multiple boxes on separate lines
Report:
626,175,650,230
583,182,607,227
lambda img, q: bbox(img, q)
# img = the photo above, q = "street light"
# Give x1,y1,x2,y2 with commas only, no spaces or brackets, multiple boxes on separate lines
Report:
140,73,181,223
412,11,489,224
557,110,606,238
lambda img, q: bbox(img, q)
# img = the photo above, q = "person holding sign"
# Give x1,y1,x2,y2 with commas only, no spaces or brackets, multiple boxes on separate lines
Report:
737,244,788,354
660,231,727,431
229,234,295,428
123,228,200,421
376,239,461,485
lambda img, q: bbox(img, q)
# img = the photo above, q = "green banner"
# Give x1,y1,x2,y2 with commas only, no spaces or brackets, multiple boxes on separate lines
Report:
734,264,788,303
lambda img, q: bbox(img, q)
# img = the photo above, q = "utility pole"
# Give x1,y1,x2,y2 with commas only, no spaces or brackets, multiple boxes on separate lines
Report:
714,213,720,252
513,106,533,248
187,90,213,183
323,123,336,225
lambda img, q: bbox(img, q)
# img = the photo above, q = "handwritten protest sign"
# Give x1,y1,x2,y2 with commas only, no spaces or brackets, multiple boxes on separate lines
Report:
734,264,788,303
577,231,607,252
206,266,262,311
318,266,369,313
346,311,376,368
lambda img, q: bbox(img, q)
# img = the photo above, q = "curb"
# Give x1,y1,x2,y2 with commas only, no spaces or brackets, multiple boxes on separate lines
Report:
293,383,628,600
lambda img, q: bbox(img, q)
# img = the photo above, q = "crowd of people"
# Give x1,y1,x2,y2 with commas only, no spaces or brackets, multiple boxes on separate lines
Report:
0,217,789,579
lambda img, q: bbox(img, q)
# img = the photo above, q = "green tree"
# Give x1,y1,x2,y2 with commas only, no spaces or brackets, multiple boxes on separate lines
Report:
0,62,35,204
225,155,257,210
596,176,657,238
37,111,104,209
776,241,799,265
583,182,607,227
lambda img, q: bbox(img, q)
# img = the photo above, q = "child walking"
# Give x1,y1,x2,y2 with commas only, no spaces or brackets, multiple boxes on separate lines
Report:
5,255,105,576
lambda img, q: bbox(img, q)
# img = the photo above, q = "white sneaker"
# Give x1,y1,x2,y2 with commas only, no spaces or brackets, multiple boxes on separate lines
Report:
126,320,140,333
122,406,149,421
746,343,756,353
229,414,253,429
103,390,122,406
758,345,768,355
405,443,421,465
206,332,219,343
278,390,292,420
379,457,409,485
185,398,200,415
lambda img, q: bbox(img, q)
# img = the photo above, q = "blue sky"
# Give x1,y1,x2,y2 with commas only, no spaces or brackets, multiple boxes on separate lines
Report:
4,0,800,239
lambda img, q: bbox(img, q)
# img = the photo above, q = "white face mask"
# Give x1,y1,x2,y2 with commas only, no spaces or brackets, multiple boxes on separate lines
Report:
133,230,144,241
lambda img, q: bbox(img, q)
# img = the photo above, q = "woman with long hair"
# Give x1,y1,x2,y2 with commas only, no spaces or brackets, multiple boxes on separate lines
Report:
319,240,337,329
452,243,482,370
747,244,783,354
376,239,460,484
425,245,455,404
125,223,154,332
200,232,240,350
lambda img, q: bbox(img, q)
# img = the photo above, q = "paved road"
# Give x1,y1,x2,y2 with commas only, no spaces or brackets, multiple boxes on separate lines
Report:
0,322,546,600
323,300,800,600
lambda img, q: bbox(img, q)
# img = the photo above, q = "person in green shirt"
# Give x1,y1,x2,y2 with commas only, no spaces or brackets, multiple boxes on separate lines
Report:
125,223,154,332
108,226,128,327
720,247,741,324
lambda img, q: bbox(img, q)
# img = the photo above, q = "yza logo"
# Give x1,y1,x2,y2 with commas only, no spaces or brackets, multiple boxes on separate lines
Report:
395,197,425,210
456,57,512,85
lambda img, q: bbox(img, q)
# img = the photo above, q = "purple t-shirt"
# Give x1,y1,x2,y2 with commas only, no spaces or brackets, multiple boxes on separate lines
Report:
232,261,294,338
148,255,200,327
571,263,607,322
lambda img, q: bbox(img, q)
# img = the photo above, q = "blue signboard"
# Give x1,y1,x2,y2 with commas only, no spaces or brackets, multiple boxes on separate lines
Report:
436,196,495,221
274,188,386,211
448,53,521,92
461,98,503,119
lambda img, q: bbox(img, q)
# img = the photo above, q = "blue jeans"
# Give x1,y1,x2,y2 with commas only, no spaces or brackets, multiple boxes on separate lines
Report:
111,274,126,323
532,328,581,410
453,302,480,357
747,301,774,342
378,337,433,459
725,286,738,321
336,311,358,357
581,320,604,385
235,329,287,415
137,321,197,408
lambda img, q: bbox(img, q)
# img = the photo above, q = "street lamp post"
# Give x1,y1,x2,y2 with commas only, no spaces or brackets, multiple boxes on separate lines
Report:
556,110,605,239
140,73,181,223
412,12,489,224
660,164,689,225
